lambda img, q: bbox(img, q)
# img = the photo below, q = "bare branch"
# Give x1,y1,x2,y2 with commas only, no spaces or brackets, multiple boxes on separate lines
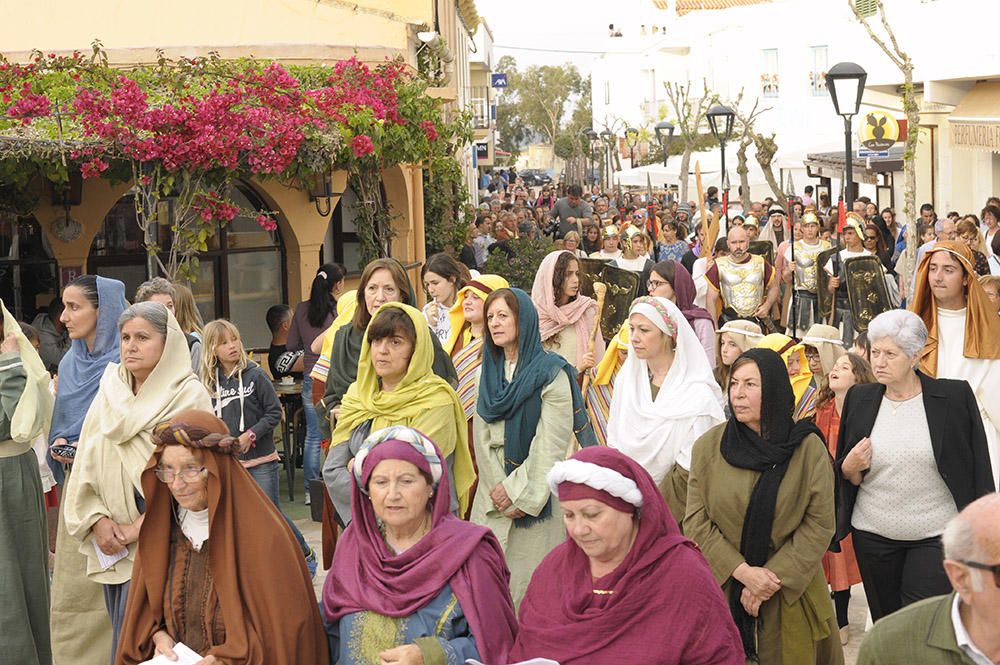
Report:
876,0,909,65
848,0,905,70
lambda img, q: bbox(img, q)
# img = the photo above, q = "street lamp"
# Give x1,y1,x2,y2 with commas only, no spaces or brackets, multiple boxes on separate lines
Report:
825,61,867,209
600,129,614,189
624,126,639,167
706,104,736,200
654,120,675,167
584,128,598,186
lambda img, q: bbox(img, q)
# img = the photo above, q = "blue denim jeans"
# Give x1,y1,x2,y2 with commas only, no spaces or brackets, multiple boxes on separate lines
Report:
246,461,313,568
300,373,322,496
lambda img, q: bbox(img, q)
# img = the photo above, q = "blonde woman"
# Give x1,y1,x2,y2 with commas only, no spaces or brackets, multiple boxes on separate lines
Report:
200,319,317,575
713,320,763,395
171,283,204,340
562,230,587,258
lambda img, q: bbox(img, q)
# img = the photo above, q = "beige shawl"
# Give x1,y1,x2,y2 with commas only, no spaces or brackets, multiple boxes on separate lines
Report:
1,299,53,453
63,309,211,584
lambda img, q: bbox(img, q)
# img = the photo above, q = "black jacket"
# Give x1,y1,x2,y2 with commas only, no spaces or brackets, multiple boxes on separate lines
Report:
833,371,995,541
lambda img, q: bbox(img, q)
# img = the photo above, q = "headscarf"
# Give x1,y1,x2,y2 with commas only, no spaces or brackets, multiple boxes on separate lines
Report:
910,240,1000,375
719,348,824,660
715,320,763,361
49,276,128,454
667,260,715,326
801,324,846,376
477,288,597,526
333,303,474,515
593,321,629,387
757,333,813,409
444,274,509,356
510,447,743,665
1,299,53,445
116,410,328,665
530,250,603,364
310,288,358,384
63,307,212,583
606,297,724,483
323,426,517,664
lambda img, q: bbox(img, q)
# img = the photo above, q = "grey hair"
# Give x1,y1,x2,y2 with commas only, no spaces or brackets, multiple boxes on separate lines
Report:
866,310,928,360
117,301,169,336
942,511,980,562
134,277,175,303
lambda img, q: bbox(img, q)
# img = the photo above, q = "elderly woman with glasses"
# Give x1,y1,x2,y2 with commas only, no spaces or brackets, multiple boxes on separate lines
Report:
835,310,995,622
115,410,328,665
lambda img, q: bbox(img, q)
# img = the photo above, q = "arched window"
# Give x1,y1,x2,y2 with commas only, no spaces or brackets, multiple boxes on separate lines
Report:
89,182,286,349
0,214,59,322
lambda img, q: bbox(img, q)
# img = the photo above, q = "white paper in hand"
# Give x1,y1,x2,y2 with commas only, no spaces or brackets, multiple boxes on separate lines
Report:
138,642,203,665
92,539,128,570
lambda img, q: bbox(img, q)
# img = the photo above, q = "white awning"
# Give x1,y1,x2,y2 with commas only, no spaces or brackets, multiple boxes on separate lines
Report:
950,81,1000,153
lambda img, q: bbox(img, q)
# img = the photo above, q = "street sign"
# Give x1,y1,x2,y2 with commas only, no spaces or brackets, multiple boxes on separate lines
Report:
857,148,890,158
490,73,508,89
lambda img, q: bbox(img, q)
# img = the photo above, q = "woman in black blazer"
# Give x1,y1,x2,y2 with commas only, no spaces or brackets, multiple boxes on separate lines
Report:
834,310,994,622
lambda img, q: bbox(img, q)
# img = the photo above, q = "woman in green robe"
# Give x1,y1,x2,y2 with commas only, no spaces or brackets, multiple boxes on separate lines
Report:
685,347,843,665
0,300,55,665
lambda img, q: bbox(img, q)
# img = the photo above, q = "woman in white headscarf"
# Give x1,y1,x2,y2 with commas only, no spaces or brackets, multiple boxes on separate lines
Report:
605,296,726,523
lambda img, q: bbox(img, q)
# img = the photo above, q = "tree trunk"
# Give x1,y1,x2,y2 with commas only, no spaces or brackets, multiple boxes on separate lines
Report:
897,73,921,285
753,134,788,212
736,137,751,205
678,148,692,202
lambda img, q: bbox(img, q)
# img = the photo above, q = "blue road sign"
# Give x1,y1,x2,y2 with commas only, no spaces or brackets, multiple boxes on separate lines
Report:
491,73,508,88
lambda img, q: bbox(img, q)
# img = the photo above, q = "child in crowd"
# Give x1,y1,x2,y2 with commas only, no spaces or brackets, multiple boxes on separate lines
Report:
200,319,317,577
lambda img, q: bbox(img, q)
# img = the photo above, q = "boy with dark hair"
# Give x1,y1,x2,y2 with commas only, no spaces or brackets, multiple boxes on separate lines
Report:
266,304,303,380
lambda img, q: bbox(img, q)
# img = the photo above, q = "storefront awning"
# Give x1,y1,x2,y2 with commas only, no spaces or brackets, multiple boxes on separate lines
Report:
802,146,903,185
950,81,1000,153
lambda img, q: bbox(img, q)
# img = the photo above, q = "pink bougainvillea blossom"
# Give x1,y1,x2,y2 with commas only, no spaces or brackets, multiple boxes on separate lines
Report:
351,134,375,158
420,120,438,142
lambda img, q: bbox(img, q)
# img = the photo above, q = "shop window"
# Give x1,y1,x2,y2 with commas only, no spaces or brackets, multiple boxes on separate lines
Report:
761,49,779,98
89,182,285,350
0,215,58,323
810,46,828,96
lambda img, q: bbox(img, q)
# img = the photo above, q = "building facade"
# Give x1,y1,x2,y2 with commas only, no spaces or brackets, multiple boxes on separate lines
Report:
0,0,480,348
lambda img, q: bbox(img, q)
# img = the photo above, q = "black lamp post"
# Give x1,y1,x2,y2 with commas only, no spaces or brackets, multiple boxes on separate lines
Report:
654,120,675,167
584,128,598,186
600,129,614,189
825,62,867,209
624,126,639,167
706,104,736,200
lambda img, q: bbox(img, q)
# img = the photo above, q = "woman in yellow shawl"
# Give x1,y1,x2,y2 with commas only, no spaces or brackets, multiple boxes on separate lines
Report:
444,275,509,511
757,333,817,420
1,300,54,665
585,322,629,446
324,302,474,526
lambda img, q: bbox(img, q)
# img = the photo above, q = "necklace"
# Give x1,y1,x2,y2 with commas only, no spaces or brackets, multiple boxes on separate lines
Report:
885,391,920,416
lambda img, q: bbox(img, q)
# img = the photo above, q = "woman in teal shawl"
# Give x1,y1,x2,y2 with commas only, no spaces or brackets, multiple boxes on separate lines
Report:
471,287,595,607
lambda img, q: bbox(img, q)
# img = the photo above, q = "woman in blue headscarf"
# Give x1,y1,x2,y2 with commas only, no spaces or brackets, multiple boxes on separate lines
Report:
49,275,127,665
471,287,596,608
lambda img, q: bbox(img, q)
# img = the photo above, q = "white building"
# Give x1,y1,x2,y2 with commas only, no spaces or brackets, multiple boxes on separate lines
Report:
591,0,1000,217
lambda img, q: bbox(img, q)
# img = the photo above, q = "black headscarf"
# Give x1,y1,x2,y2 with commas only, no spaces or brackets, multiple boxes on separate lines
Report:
720,347,823,661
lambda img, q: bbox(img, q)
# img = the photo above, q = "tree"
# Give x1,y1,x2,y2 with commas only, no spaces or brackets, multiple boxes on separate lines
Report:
849,0,920,281
493,57,585,170
728,89,785,210
663,80,714,201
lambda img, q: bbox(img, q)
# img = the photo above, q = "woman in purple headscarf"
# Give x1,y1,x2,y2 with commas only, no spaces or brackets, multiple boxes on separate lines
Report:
646,260,717,368
511,446,743,664
322,425,516,665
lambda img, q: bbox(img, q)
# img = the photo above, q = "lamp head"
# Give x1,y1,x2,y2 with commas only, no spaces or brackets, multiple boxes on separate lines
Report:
825,61,867,117
706,104,736,143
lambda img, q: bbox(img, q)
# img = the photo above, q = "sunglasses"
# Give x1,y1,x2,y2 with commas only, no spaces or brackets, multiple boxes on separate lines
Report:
864,235,879,241
962,560,1000,588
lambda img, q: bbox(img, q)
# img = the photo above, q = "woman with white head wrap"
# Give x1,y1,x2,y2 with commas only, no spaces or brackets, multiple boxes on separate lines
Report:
606,296,726,522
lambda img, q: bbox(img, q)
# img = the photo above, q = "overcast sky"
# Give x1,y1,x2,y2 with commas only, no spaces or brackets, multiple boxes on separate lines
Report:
476,0,659,75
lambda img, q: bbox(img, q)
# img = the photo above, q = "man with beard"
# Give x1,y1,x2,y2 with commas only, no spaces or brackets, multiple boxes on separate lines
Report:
705,225,779,330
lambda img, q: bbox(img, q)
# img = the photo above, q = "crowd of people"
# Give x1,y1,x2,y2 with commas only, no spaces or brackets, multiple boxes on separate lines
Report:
2,174,999,665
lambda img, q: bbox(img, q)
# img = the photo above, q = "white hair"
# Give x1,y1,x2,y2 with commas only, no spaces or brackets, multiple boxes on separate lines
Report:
941,493,1000,594
867,310,927,360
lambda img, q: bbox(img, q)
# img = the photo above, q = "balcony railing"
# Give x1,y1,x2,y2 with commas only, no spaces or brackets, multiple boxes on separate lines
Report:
469,85,491,129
